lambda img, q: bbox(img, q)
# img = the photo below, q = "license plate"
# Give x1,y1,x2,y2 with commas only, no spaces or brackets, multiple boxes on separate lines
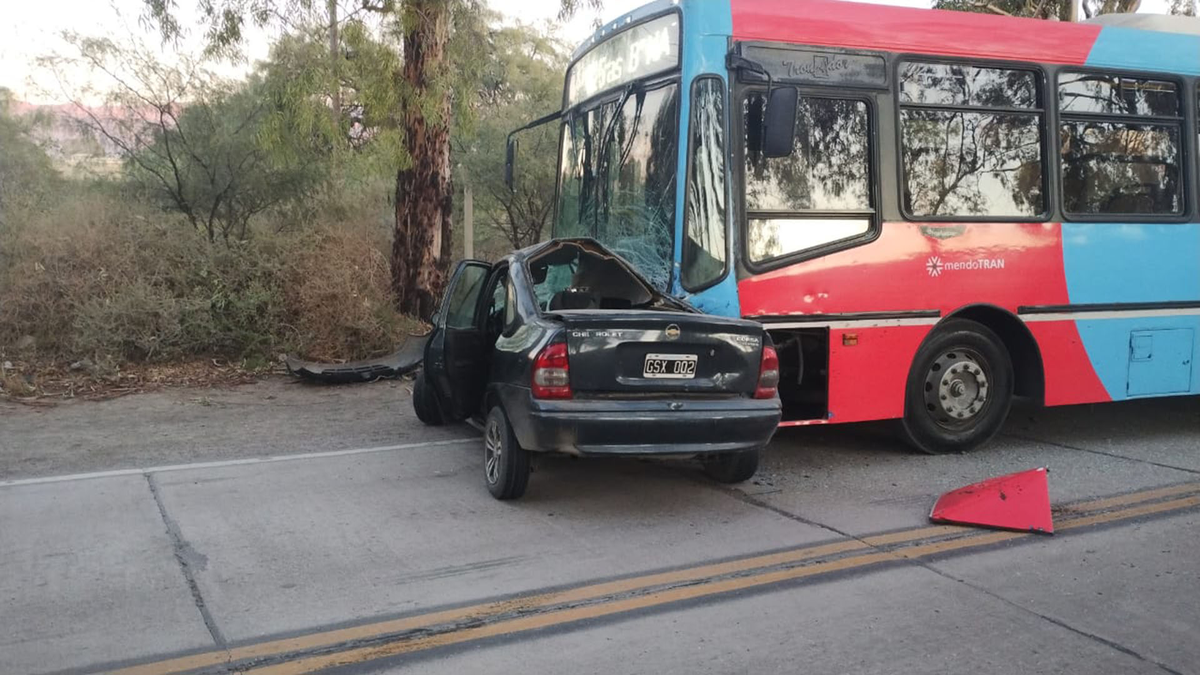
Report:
643,353,698,379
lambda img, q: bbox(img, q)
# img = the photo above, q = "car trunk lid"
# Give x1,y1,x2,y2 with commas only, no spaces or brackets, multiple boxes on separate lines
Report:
549,310,764,396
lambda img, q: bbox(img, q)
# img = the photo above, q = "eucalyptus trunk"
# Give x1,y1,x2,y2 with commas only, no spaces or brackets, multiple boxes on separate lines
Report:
392,0,453,320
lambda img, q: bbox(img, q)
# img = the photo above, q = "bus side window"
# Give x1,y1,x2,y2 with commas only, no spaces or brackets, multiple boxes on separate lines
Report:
743,94,874,266
1059,72,1184,217
681,77,728,291
898,61,1046,220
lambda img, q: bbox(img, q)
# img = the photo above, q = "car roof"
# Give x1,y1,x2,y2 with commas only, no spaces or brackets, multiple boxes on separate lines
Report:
505,237,609,264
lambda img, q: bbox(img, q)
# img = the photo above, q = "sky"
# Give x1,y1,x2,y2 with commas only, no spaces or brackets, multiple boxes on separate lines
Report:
0,0,1173,104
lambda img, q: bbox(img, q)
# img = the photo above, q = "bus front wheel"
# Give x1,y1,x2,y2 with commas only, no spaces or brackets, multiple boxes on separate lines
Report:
901,319,1014,454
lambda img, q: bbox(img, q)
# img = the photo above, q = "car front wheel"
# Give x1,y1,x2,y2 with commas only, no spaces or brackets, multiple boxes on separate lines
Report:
704,448,760,484
484,406,530,500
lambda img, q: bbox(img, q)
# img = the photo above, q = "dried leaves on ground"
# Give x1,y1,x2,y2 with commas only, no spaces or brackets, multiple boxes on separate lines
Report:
0,358,268,404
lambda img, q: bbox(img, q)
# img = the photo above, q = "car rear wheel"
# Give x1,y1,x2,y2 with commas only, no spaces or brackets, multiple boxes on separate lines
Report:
901,319,1014,454
484,406,530,500
411,371,444,426
704,448,760,484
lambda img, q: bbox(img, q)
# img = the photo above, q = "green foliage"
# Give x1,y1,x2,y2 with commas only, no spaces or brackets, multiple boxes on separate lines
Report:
1169,0,1197,14
1,4,598,371
255,13,573,252
259,17,407,169
136,78,327,242
0,89,60,228
141,0,601,50
137,0,597,175
933,0,1074,19
138,0,602,318
456,23,570,250
934,0,1196,18
42,35,326,243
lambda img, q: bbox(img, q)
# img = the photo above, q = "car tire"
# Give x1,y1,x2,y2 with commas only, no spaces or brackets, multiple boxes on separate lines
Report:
901,319,1014,455
484,406,530,500
704,448,760,484
412,370,444,426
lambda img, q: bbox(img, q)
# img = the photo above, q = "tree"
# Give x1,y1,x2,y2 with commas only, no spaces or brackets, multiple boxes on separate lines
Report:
41,35,322,243
456,23,570,250
1081,0,1141,16
935,0,1196,18
389,1,454,317
141,0,600,319
1169,0,1197,14
0,89,60,228
933,0,1077,20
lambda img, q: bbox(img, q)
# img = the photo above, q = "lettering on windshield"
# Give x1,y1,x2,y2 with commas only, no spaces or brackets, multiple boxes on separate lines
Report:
566,14,680,106
740,45,888,89
784,55,850,80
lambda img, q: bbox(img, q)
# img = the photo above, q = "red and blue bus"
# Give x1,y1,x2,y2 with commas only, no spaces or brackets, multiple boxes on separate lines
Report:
512,0,1200,453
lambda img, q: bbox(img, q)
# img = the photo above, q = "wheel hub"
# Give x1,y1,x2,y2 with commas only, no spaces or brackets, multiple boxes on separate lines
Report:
484,419,502,485
923,349,990,428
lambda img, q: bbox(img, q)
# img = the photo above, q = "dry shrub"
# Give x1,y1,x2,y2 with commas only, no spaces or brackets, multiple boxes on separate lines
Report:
0,188,142,356
0,185,414,367
284,221,418,362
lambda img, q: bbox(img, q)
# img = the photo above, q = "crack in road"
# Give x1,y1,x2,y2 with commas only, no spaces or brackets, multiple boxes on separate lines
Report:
1004,433,1200,476
68,485,1200,675
706,471,1194,675
917,562,1186,675
145,473,229,650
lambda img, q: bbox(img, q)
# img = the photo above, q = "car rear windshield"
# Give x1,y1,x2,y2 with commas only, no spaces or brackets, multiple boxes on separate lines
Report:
528,243,657,312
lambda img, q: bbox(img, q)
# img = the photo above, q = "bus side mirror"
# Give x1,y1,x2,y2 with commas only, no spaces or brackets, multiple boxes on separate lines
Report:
504,138,518,192
762,87,798,159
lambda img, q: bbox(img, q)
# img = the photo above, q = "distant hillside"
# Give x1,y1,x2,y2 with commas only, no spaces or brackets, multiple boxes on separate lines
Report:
11,100,163,176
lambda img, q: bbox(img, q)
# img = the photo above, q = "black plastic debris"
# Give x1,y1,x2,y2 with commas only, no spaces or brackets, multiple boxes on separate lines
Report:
286,335,427,384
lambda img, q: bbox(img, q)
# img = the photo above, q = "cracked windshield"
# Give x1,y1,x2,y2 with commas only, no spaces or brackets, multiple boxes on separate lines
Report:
555,13,681,291
557,83,680,290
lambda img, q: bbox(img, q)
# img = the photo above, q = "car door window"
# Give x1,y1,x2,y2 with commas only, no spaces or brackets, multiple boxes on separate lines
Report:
443,264,489,329
484,270,509,340
504,278,518,332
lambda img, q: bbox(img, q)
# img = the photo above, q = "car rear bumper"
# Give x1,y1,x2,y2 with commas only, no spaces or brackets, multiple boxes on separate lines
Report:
511,395,782,456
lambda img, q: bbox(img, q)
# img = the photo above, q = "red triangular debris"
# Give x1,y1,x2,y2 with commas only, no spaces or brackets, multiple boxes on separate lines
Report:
930,467,1053,534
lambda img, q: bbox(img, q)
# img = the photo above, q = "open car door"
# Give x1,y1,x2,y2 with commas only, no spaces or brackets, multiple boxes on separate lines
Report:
424,260,492,421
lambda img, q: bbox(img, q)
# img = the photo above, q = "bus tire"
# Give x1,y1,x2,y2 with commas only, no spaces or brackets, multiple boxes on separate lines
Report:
901,319,1014,454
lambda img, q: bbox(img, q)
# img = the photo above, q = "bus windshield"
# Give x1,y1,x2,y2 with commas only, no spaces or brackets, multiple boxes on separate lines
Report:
556,82,679,292
555,14,682,291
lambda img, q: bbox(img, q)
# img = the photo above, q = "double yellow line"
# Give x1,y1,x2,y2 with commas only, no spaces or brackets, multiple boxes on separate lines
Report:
113,481,1200,675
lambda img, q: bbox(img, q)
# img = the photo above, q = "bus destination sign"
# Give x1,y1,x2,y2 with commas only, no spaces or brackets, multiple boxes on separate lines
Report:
567,14,681,107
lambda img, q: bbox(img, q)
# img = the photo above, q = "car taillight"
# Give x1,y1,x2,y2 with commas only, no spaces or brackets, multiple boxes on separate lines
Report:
754,345,779,399
532,342,571,400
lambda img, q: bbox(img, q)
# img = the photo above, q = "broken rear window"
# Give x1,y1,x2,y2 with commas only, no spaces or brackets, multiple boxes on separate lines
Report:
528,242,656,312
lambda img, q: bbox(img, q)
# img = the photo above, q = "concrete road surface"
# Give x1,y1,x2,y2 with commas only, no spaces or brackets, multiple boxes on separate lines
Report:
0,379,1197,675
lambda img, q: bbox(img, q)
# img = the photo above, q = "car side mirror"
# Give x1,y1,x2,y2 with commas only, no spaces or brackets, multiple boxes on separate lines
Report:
504,138,518,192
762,87,798,159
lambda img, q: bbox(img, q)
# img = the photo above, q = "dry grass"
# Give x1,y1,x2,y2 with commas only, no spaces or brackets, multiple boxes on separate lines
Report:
0,356,266,403
0,184,419,393
284,219,424,362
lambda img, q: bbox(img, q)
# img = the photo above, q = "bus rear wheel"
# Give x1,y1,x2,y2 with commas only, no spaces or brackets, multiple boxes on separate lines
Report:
902,319,1014,454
